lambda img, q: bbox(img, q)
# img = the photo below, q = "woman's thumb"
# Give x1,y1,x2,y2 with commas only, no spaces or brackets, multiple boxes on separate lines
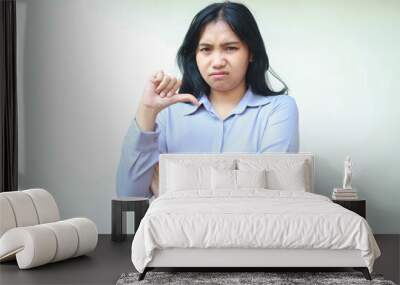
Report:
172,94,201,106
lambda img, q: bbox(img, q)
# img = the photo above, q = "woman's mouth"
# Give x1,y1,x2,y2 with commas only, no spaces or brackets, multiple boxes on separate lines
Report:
210,72,228,79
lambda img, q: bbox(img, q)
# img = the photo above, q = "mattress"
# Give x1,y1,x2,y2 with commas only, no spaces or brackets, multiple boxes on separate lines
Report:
131,189,381,273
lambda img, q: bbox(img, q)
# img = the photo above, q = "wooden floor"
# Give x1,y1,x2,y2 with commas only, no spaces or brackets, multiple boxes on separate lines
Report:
0,234,398,285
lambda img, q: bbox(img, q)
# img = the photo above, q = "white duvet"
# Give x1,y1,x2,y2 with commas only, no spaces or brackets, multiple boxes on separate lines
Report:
131,189,381,273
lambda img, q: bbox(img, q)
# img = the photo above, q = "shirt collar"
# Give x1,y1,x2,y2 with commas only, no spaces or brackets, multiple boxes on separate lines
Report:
183,87,273,116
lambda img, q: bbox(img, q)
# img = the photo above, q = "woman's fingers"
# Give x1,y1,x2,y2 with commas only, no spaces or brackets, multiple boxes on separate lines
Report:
150,71,190,105
166,79,181,98
151,70,164,84
161,77,177,97
145,70,199,113
155,75,171,95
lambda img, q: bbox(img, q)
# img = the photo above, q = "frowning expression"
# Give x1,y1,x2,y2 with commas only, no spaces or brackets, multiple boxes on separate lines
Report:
195,20,252,92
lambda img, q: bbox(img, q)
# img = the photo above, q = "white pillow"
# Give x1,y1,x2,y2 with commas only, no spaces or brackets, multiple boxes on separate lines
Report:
211,168,236,190
237,159,309,192
211,168,267,190
166,160,235,192
267,164,306,191
236,169,267,189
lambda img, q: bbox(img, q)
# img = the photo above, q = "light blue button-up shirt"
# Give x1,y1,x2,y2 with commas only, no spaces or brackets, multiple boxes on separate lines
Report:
116,87,299,197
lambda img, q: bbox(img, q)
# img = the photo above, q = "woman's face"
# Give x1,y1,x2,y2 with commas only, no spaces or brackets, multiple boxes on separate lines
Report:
195,20,252,93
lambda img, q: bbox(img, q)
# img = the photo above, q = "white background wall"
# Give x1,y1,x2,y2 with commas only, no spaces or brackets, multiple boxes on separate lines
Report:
16,0,400,234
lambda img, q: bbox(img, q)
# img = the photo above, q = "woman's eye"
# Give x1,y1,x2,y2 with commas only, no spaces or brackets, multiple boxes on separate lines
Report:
199,47,237,52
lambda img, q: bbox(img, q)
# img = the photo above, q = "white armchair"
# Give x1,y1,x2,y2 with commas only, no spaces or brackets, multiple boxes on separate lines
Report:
0,188,98,269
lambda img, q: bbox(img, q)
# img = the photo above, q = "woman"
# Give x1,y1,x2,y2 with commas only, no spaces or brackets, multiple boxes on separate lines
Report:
116,1,299,198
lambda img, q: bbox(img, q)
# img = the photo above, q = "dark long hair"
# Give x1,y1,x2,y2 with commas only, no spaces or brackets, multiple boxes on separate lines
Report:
176,1,288,99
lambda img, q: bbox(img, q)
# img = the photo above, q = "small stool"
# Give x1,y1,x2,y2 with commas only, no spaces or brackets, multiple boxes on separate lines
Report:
111,197,149,242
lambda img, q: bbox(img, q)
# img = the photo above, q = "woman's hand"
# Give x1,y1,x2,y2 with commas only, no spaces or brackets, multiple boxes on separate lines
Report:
135,70,201,132
139,70,200,115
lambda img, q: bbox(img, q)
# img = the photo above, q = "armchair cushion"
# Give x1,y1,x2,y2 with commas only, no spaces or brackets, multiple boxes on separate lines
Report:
0,189,98,269
0,218,97,269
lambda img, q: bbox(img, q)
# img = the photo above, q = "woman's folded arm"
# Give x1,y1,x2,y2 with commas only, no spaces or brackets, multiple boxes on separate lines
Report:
116,111,167,198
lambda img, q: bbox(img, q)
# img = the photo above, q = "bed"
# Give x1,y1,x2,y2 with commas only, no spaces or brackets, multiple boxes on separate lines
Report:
130,153,381,281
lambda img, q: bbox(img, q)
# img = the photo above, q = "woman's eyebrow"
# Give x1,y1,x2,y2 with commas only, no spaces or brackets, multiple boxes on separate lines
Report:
199,41,240,46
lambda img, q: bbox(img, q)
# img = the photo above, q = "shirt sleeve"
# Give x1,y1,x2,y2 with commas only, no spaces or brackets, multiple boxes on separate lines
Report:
115,109,167,198
259,95,299,153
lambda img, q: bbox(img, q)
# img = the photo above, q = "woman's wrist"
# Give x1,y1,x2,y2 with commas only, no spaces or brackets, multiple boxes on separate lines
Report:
135,104,159,132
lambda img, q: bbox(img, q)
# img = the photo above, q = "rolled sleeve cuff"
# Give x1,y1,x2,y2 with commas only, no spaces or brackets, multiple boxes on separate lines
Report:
124,117,161,152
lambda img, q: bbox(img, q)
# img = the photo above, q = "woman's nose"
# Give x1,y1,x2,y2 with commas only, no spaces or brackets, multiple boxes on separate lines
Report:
211,52,226,67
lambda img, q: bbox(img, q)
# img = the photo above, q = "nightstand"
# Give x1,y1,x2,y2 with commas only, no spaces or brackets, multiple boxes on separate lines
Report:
111,197,149,242
332,199,366,219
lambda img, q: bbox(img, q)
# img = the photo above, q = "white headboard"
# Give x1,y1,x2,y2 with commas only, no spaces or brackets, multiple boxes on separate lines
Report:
159,152,314,195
